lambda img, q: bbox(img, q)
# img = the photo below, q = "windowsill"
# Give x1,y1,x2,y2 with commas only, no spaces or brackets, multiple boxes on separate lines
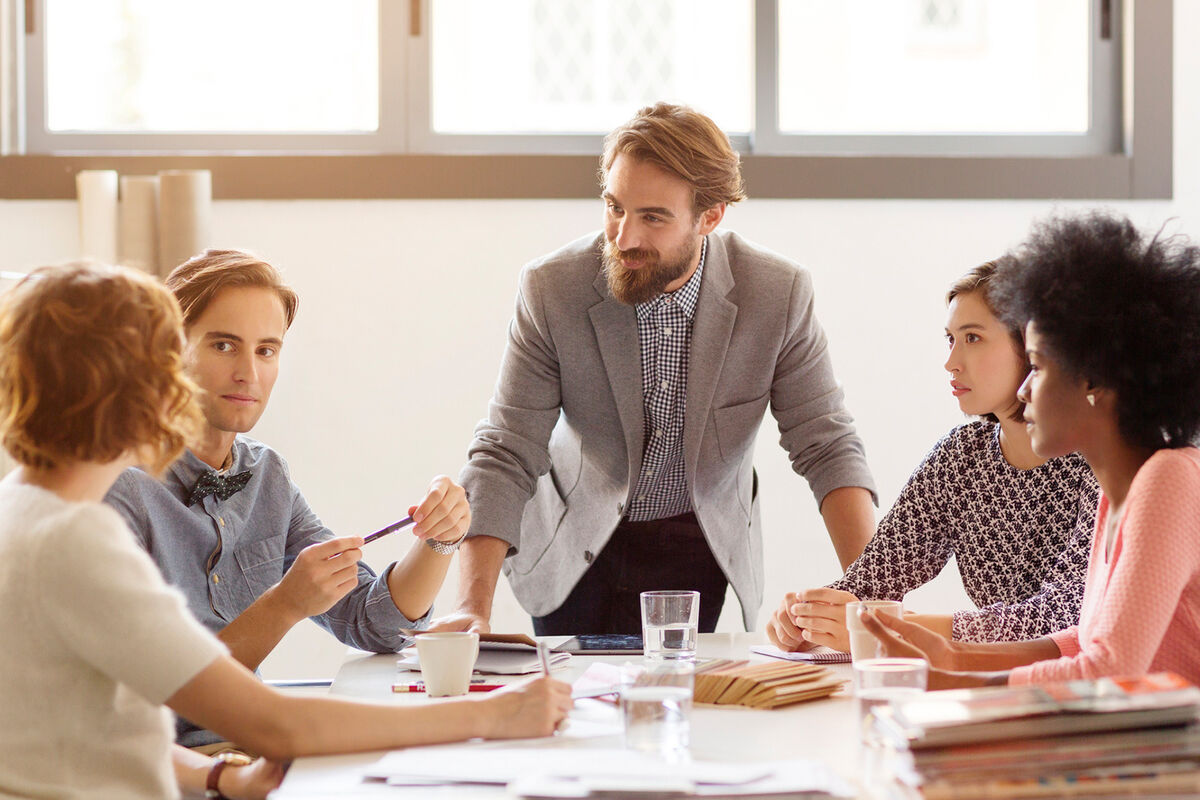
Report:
0,152,1169,200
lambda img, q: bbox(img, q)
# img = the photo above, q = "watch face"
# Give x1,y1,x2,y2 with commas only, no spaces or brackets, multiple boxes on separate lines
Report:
217,751,255,767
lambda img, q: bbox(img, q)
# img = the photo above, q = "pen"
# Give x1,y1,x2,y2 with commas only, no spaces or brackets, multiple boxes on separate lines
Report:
536,640,552,676
363,515,415,544
392,683,505,693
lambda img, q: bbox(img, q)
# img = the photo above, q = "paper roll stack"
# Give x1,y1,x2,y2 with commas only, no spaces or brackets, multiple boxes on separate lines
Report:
158,170,212,278
76,170,119,264
118,175,159,274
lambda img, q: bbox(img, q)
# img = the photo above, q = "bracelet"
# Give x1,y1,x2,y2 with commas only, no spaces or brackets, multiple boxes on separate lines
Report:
424,529,469,555
205,752,253,799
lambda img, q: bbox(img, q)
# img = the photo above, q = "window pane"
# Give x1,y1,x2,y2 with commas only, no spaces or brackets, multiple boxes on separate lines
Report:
778,0,1089,134
430,0,752,134
45,0,378,132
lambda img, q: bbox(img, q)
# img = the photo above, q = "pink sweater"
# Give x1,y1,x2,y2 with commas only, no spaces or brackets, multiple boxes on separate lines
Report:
1010,447,1200,686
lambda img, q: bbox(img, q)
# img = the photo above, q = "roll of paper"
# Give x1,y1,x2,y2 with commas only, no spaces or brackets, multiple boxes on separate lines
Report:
158,169,212,277
118,175,159,275
76,170,118,264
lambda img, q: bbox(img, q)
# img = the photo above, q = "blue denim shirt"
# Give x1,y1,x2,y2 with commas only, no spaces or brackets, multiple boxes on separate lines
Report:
105,435,426,745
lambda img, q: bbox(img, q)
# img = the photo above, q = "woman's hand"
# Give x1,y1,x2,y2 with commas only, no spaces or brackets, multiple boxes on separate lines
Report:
790,588,859,652
766,592,813,651
478,676,574,739
858,607,965,671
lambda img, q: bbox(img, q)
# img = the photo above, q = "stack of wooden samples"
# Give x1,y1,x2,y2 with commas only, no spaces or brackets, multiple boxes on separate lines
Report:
692,659,844,709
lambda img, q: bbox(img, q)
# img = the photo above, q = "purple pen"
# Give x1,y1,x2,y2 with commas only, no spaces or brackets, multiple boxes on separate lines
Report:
362,515,415,544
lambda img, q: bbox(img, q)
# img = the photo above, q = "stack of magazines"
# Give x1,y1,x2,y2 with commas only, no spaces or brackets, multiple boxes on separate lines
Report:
869,672,1200,799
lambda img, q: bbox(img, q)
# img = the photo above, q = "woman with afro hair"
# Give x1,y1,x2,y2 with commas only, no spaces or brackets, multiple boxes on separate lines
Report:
860,210,1200,689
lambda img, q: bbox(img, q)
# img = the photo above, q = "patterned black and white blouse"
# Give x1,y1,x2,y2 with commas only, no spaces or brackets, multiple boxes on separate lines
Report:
829,420,1099,642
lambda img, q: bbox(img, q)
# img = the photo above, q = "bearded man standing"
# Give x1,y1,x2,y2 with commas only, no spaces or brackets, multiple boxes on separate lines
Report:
438,103,878,636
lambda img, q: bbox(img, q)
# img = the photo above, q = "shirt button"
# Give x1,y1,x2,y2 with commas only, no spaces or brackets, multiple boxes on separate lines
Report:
655,429,663,438
660,380,669,389
584,550,594,564
637,494,646,502
662,328,672,336
212,574,220,584
617,502,624,514
646,469,655,477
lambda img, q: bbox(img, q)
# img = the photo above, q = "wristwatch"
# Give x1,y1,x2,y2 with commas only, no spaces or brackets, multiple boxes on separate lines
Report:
205,751,254,799
424,530,469,555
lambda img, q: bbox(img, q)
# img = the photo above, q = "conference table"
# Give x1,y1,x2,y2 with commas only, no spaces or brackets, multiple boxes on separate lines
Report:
271,633,880,798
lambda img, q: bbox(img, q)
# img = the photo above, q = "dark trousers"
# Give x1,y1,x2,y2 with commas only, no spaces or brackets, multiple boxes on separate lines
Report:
531,512,729,636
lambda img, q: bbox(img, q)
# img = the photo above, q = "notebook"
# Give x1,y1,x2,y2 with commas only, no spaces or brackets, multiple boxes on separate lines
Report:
751,643,851,664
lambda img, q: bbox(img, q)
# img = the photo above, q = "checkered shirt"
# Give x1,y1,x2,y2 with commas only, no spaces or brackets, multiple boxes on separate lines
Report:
626,237,707,522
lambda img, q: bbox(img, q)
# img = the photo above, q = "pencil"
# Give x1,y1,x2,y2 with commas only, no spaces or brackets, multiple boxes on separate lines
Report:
392,684,504,693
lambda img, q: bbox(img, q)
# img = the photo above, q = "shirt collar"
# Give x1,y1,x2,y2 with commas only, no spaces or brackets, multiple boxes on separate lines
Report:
635,236,707,322
168,437,244,487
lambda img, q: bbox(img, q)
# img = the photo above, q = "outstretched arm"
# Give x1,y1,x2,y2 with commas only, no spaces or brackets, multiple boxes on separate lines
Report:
819,486,875,569
384,475,471,621
167,655,572,761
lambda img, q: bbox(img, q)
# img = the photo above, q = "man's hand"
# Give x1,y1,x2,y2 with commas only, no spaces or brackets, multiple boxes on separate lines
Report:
410,475,471,545
273,536,364,620
791,588,859,652
426,609,491,634
766,592,812,651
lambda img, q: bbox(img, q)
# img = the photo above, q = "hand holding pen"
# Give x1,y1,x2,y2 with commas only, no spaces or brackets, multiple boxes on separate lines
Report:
361,475,471,550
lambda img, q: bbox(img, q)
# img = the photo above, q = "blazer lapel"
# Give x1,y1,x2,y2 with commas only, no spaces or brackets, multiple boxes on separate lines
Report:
590,269,644,489
684,235,737,480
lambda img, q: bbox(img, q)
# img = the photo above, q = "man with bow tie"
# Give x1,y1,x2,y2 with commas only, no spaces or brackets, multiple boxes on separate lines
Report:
105,249,471,749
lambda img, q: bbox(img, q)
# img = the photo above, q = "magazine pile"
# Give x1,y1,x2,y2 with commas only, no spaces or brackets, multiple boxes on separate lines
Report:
869,672,1200,799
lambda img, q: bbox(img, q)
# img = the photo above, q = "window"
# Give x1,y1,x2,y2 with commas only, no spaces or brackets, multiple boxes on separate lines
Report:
2,0,1174,199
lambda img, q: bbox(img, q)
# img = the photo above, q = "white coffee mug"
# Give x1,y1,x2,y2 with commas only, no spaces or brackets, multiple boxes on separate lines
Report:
415,632,480,697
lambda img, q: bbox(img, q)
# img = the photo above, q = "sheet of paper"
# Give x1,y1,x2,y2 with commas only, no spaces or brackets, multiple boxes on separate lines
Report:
367,746,775,785
509,760,856,798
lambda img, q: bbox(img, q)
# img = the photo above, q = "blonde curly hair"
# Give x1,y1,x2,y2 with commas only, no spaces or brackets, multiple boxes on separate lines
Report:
0,263,200,475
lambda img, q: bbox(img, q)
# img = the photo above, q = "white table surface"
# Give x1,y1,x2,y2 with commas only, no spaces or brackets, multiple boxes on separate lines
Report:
270,633,875,799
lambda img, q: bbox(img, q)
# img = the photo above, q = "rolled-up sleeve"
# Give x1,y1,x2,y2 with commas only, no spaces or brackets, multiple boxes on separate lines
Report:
459,264,563,554
770,269,877,507
285,486,425,653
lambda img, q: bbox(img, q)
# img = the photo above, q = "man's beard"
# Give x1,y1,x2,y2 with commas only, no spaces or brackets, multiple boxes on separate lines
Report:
602,237,699,306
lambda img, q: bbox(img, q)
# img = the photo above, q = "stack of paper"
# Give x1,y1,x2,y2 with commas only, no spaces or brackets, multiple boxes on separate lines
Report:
694,661,844,709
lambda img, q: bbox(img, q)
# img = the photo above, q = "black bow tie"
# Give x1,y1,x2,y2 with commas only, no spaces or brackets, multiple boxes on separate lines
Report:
186,470,253,506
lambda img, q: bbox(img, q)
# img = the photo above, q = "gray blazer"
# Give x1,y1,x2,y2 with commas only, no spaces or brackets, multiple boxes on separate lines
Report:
460,230,876,629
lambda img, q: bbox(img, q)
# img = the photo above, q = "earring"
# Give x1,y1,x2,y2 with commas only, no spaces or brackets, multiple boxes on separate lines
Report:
1086,394,1096,406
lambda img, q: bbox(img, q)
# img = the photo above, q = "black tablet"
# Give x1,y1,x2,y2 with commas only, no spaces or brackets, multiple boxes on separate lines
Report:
552,633,644,655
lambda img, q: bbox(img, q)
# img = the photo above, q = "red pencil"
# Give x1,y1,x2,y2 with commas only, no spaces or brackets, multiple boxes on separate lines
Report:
392,683,504,693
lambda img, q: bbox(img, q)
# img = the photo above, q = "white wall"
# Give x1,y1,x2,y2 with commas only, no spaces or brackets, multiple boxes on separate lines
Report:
1,4,1194,680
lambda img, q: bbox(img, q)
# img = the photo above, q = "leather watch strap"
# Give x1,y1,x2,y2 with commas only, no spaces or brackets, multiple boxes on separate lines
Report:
205,752,252,799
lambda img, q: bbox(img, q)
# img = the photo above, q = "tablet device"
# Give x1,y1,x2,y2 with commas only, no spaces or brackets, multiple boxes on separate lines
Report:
553,633,644,655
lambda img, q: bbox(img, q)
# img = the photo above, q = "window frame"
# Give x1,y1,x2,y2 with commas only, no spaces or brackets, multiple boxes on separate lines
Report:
0,0,1173,200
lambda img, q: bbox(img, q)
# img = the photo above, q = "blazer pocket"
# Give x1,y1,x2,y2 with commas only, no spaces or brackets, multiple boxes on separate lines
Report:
713,393,770,463
234,534,287,594
508,473,569,576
